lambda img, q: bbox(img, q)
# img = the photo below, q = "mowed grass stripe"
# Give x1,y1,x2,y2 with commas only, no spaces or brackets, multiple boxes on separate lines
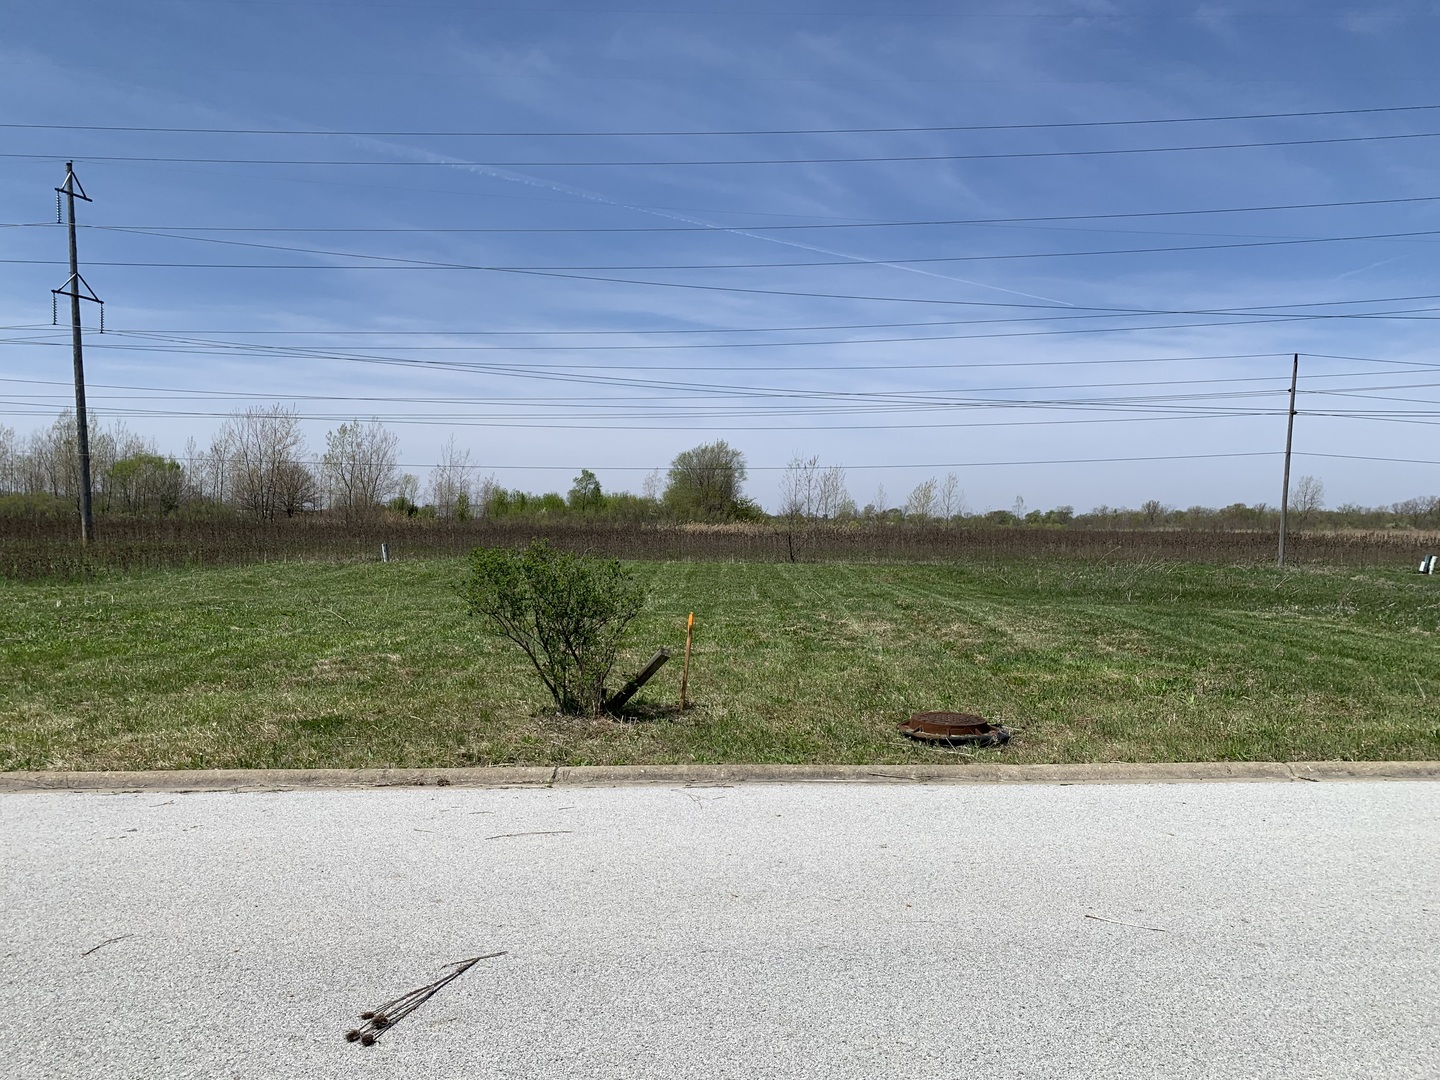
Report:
1,557,1436,771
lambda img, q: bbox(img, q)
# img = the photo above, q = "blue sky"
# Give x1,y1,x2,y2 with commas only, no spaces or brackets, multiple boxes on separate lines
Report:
3,0,1439,513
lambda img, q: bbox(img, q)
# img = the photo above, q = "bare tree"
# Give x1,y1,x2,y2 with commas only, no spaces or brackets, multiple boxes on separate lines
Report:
0,424,17,494
938,471,965,520
23,421,67,496
816,465,850,520
216,405,312,521
17,411,138,508
428,435,476,518
1292,475,1324,527
778,453,819,520
905,477,938,520
641,469,663,501
196,426,236,506
180,436,202,504
275,458,321,517
868,483,887,517
476,473,502,518
392,472,420,514
322,420,401,518
1391,494,1440,529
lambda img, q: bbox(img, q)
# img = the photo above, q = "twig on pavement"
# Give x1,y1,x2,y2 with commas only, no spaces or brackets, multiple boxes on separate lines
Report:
80,934,133,957
1084,913,1169,932
347,951,506,1046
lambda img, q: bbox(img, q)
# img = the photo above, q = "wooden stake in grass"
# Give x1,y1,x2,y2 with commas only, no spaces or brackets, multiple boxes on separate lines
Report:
680,612,695,711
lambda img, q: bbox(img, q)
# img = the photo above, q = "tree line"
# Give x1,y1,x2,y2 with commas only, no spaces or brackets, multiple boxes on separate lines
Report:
1,407,1437,532
0,408,763,524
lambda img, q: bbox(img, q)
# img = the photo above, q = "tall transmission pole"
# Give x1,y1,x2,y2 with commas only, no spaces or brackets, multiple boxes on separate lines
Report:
1276,353,1299,568
51,162,104,545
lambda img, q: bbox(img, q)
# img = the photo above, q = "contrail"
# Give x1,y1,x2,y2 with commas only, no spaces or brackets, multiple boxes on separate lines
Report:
1334,255,1408,281
352,136,1077,308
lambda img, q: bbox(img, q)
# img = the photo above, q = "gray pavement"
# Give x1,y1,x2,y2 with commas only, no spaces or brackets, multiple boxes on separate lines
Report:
3,780,1437,1079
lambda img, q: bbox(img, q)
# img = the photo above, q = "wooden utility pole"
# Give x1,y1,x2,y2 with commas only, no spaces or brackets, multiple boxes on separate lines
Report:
52,162,104,544
1277,353,1299,568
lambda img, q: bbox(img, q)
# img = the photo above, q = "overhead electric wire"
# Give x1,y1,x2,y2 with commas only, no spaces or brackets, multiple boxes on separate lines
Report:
106,310,1440,343
12,223,1440,331
0,334,1306,412
5,333,1302,371
9,336,1391,395
10,102,1440,137
11,130,1440,167
30,192,1438,234
1300,451,1440,466
14,223,1440,273
0,367,1353,402
46,231,1440,326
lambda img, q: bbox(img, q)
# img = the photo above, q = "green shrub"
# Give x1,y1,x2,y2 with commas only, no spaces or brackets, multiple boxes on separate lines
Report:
461,540,648,715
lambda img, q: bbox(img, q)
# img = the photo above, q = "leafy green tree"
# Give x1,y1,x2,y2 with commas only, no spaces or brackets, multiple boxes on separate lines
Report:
663,439,750,520
486,488,514,518
107,453,184,516
568,469,603,512
461,541,647,715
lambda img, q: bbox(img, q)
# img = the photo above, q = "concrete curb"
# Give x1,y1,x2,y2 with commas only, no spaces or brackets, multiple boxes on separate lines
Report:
1,760,1437,793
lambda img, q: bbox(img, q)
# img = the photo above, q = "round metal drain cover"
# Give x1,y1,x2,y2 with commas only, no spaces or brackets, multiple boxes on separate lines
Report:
900,711,1010,747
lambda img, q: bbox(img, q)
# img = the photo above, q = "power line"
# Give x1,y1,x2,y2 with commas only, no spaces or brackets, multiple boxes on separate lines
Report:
1301,451,1440,466
45,2,1440,22
0,333,1304,411
81,308,1440,346
7,332,1305,366
10,129,1440,166
13,226,1440,329
22,337,1348,382
0,368,1346,401
23,225,1440,273
16,303,1440,344
9,102,1440,137
62,193,1440,233
18,334,1305,394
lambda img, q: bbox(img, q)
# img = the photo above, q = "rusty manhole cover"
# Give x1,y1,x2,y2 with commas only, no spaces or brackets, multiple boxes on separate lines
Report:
900,711,1010,747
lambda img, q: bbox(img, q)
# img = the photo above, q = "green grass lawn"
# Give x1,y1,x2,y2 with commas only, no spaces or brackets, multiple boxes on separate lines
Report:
2,557,1437,770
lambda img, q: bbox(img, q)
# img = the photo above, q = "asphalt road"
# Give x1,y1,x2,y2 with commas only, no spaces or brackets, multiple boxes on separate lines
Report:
3,780,1436,1079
